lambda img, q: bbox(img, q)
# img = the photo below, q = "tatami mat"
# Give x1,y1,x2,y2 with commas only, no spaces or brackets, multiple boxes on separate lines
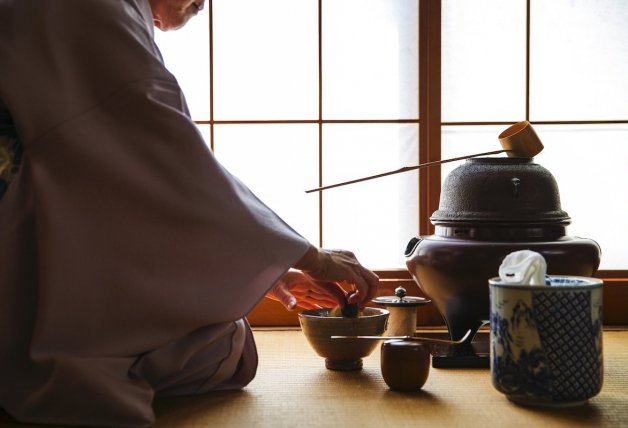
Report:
1,331,627,427
154,330,628,428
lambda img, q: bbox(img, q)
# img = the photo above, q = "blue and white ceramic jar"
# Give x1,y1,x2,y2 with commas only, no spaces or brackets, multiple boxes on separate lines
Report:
489,276,603,407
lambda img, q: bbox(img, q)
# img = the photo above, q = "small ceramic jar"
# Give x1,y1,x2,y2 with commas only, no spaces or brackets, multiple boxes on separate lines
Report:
381,340,430,391
372,287,430,337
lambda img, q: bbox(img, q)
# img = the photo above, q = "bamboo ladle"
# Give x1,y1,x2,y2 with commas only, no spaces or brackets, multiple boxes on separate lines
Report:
305,121,543,193
331,328,473,345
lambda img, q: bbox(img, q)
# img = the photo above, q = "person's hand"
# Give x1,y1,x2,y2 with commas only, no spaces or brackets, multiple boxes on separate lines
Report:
293,246,379,309
266,271,348,311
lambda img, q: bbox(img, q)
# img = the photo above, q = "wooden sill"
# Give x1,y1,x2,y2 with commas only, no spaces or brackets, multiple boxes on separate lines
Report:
248,269,628,327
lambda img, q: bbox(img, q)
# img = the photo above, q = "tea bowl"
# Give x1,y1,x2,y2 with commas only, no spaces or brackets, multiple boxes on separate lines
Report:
298,307,389,370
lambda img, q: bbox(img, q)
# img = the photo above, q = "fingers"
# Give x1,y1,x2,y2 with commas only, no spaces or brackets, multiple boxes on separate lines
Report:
278,251,380,311
354,268,380,307
291,288,341,308
297,301,324,310
300,248,380,309
312,281,348,306
346,274,379,308
272,272,345,310
329,252,379,308
270,282,297,310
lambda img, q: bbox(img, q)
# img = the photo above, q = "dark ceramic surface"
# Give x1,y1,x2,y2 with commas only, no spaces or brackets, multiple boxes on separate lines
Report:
381,340,430,391
405,158,601,344
431,158,569,226
406,235,601,342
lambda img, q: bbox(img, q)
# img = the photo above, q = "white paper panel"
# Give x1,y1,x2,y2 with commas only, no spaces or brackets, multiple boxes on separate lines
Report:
535,125,628,269
195,124,211,149
154,9,211,121
213,0,318,120
441,125,507,181
442,0,527,122
322,0,419,120
322,124,419,269
530,0,628,120
213,124,319,244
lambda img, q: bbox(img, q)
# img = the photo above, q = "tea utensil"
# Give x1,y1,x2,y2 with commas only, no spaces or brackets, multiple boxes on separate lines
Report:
306,121,543,193
331,329,472,345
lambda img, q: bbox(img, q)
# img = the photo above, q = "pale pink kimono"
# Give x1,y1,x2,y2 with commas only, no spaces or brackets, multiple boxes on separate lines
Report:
0,0,309,426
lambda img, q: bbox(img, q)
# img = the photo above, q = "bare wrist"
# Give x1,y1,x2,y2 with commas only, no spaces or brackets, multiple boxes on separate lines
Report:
293,245,321,273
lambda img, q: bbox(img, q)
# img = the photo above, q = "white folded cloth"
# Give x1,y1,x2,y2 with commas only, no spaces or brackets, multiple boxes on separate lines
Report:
498,250,547,285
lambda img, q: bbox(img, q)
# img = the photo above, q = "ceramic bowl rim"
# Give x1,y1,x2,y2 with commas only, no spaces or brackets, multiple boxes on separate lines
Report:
298,307,389,320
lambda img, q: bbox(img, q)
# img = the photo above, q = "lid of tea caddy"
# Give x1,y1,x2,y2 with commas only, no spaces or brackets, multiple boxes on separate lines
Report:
372,286,431,307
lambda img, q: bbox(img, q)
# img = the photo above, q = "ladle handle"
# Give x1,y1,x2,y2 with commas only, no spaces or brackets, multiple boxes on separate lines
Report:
331,329,472,345
305,149,507,193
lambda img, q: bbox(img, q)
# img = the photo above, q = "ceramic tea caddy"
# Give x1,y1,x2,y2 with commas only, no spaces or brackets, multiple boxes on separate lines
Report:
381,339,431,391
372,286,430,337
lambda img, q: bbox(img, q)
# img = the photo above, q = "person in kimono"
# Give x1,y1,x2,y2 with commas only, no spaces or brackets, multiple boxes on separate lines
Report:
0,0,379,426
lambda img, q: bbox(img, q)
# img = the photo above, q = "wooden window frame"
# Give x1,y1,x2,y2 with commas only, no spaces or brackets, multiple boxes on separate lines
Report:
249,0,443,327
197,0,628,327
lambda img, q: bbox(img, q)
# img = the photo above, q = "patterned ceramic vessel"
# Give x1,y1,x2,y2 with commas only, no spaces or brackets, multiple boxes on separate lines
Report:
489,276,603,407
